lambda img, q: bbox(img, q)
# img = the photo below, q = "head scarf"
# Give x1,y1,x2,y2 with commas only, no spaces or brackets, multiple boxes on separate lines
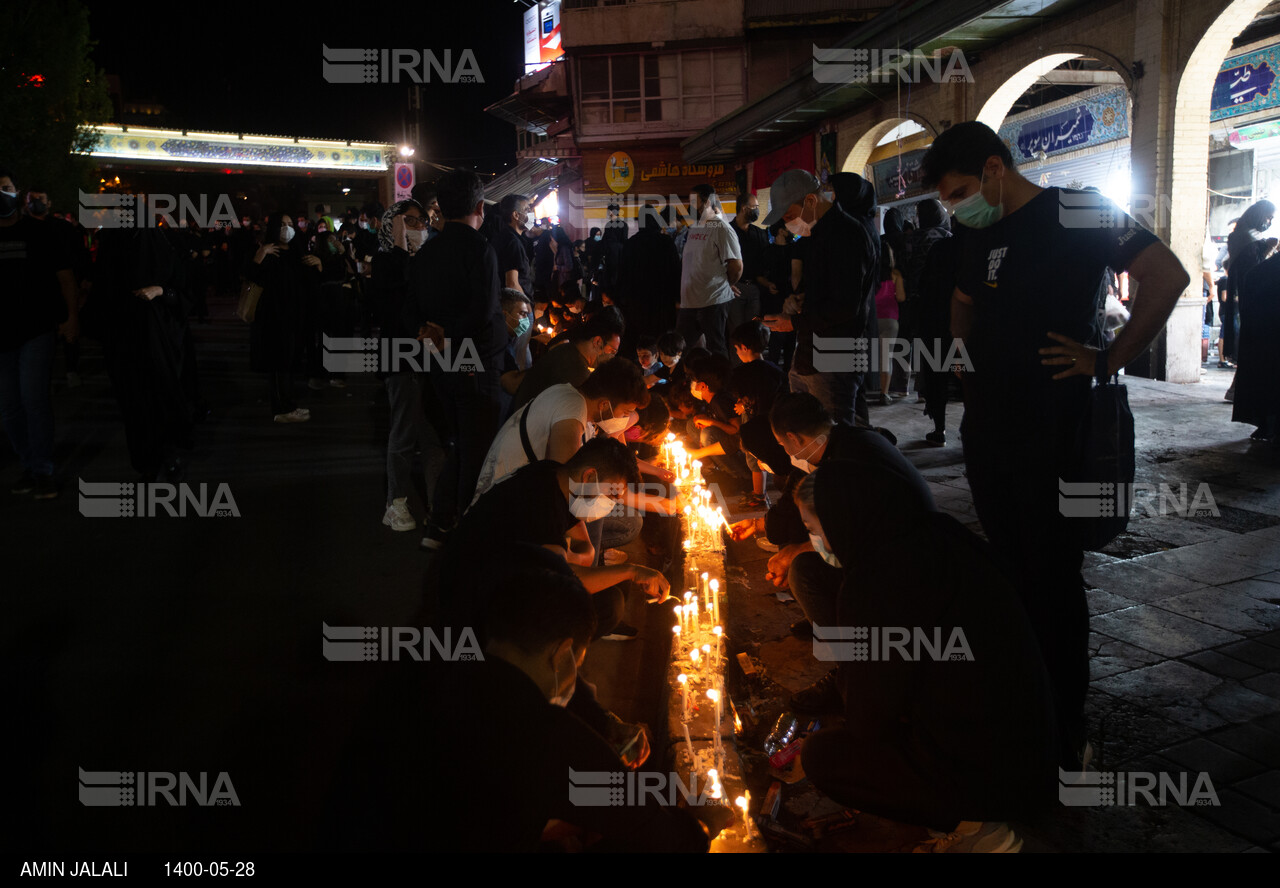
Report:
378,199,424,253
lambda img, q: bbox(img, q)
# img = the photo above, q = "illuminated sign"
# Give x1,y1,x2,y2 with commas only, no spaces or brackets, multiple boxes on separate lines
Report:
523,0,562,72
76,126,390,171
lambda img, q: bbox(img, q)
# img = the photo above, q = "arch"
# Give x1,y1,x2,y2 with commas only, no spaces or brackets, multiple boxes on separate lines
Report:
975,53,1083,130
841,114,937,175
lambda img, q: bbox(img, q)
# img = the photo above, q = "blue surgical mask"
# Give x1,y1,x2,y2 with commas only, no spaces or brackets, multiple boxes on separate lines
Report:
948,173,1003,229
809,533,842,568
593,235,602,242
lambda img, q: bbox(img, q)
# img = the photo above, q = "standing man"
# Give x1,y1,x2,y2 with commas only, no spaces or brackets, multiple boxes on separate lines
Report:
920,122,1189,769
677,184,742,358
408,170,507,551
493,194,533,300
727,192,774,366
762,170,878,427
0,169,78,499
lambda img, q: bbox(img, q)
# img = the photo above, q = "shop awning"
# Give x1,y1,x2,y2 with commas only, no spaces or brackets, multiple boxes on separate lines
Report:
681,0,1092,165
485,158,564,205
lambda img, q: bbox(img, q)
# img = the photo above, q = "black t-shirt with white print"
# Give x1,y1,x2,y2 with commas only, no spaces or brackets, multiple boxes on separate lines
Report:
955,187,1157,432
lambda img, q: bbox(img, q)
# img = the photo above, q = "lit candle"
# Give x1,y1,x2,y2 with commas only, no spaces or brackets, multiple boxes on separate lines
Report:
700,572,709,605
677,673,689,722
712,625,722,668
710,578,720,625
736,795,751,836
708,767,722,800
706,686,721,738
672,623,681,650
689,646,700,667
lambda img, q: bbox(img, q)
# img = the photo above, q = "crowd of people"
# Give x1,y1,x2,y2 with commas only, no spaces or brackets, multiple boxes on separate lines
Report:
6,118,1278,851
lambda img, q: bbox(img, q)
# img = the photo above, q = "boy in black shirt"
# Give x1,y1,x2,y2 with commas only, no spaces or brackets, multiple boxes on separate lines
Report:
684,352,749,486
729,321,785,507
921,122,1189,770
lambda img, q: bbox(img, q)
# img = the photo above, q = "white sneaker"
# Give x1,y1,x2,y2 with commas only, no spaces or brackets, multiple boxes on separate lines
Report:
913,821,1022,853
273,408,311,423
382,498,416,532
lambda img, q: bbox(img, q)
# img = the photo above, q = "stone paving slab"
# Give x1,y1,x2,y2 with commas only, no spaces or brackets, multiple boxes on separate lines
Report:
1082,560,1204,602
1090,605,1243,658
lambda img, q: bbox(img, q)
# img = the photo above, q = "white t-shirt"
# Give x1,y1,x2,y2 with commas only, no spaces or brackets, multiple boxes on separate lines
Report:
680,217,742,309
470,383,588,506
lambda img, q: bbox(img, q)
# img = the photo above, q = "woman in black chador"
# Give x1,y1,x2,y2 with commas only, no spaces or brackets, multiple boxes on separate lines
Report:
95,226,193,480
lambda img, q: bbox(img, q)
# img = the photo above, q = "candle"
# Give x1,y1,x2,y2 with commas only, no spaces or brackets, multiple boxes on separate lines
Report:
712,625,722,668
707,768,722,800
689,647,700,670
710,578,720,625
736,795,751,836
700,572,709,604
677,673,689,721
672,623,681,650
707,686,720,738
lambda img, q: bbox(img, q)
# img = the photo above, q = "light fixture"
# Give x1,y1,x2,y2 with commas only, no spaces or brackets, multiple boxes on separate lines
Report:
399,145,415,157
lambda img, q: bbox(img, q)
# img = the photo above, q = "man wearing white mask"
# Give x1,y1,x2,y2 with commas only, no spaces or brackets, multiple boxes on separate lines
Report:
762,169,879,427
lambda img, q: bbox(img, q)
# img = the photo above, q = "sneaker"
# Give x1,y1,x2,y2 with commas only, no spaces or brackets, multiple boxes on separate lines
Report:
600,621,639,641
602,548,628,566
329,378,347,389
420,524,451,551
32,474,59,500
307,378,326,391
925,430,946,447
382,498,416,532
274,408,311,423
295,406,311,416
66,371,81,388
912,821,1022,853
756,537,780,552
788,669,841,714
10,471,36,494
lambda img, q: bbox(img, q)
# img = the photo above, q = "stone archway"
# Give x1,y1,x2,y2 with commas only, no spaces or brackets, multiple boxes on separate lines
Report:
841,115,936,176
975,53,1084,130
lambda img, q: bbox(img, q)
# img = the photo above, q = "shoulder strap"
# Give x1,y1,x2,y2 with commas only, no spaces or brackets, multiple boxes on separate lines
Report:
518,401,538,463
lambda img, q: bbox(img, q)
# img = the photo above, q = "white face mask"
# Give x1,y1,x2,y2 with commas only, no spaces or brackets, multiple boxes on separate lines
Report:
405,229,427,252
787,434,826,474
595,401,630,435
280,225,295,244
810,532,842,568
784,200,813,238
570,494,616,521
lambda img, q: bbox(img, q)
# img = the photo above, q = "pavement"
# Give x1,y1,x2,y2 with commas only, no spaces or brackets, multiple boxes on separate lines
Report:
6,301,1278,852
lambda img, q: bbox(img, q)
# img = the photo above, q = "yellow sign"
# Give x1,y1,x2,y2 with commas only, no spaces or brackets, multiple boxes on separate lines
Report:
605,151,634,194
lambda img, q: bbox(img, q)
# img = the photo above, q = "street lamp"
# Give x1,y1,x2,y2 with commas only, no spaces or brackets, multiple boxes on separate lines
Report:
399,145,415,157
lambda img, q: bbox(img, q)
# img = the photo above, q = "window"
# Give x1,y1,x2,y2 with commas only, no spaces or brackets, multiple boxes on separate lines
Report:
578,48,743,129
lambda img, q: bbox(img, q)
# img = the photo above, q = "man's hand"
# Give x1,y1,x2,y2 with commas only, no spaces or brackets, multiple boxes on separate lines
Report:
564,520,595,567
763,313,794,333
690,801,737,839
629,564,671,602
417,322,446,350
730,284,742,298
765,542,810,588
1039,332,1100,380
58,316,79,342
693,417,714,429
729,518,761,542
302,255,322,269
133,285,164,302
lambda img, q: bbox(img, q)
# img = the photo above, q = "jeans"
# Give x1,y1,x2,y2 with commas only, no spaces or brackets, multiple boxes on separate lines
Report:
385,372,445,506
677,301,731,358
0,332,56,476
586,510,645,566
726,284,761,365
789,365,869,429
429,368,504,531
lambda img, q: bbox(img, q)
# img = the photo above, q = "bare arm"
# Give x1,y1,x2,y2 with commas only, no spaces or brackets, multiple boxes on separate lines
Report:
504,268,521,290
726,258,743,286
1105,242,1190,375
950,287,973,342
546,418,586,464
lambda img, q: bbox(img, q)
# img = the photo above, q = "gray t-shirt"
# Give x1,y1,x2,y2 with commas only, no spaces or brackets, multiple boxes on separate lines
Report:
680,217,742,309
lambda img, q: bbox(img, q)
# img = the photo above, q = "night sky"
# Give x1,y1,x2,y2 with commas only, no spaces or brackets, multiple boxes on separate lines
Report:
86,0,529,176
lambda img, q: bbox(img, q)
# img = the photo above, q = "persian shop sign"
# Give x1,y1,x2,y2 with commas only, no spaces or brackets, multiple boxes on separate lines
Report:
1211,45,1280,122
1017,105,1094,159
586,147,732,195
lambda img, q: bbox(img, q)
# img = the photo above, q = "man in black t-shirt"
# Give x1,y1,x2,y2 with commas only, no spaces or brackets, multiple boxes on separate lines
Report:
0,169,78,499
920,122,1189,769
684,353,748,484
493,193,533,299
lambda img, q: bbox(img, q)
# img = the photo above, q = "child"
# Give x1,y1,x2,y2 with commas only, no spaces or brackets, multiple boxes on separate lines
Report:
684,353,750,487
635,334,666,389
729,321,786,508
657,331,686,386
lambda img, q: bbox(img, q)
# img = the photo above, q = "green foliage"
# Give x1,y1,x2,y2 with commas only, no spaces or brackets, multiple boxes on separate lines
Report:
0,0,112,209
